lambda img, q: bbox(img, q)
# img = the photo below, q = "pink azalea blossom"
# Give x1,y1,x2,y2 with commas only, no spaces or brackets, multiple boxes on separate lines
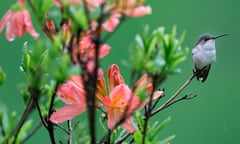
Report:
50,76,87,124
0,0,39,41
102,84,140,133
50,70,104,124
124,5,152,17
102,0,151,32
86,0,106,6
103,13,121,32
99,64,163,133
72,34,111,72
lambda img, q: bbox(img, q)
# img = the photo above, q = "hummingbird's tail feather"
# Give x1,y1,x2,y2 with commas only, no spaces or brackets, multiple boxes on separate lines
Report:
195,65,211,82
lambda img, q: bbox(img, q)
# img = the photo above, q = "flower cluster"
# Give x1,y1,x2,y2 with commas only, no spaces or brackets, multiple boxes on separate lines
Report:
0,0,39,41
0,0,178,143
50,64,163,133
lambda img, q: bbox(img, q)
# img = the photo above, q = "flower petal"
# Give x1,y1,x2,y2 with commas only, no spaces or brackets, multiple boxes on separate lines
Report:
103,84,140,133
121,116,136,133
124,6,152,17
99,44,111,58
109,84,132,108
103,13,121,32
50,105,86,124
0,11,12,33
23,10,39,39
57,81,85,105
107,64,124,92
138,91,164,110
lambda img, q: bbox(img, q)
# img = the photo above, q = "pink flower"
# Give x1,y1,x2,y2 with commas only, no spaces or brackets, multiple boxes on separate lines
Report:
86,0,106,6
50,76,87,124
99,64,163,133
50,70,104,123
72,34,111,72
124,5,151,17
0,0,39,41
102,84,140,133
110,0,152,17
102,0,151,32
103,13,121,32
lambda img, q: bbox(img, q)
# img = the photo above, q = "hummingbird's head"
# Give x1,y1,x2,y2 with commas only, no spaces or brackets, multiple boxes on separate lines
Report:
195,33,228,47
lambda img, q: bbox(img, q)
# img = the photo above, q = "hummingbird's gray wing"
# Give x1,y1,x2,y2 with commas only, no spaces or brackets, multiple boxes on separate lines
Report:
195,64,211,82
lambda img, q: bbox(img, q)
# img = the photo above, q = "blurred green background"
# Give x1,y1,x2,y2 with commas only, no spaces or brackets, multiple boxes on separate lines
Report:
0,0,239,143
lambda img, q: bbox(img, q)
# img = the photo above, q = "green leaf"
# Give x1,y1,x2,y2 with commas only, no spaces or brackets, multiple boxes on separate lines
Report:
4,111,17,137
159,135,176,144
41,0,53,13
147,33,158,56
150,117,171,141
135,112,144,131
16,120,32,143
71,6,88,30
0,67,5,86
10,4,25,12
133,130,143,144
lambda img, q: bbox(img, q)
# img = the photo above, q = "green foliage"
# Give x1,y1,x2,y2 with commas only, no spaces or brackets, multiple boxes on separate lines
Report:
10,4,25,12
0,107,16,143
134,114,174,144
30,0,54,23
130,25,189,84
70,5,88,31
0,105,33,144
0,67,5,86
72,121,91,143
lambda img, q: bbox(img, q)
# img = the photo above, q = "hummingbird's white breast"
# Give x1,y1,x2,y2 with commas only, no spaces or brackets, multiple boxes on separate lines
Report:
192,39,216,69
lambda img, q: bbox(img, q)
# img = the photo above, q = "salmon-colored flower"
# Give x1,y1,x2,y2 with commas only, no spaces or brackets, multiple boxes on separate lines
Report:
102,84,140,133
0,0,39,41
103,13,121,32
50,70,104,123
113,0,152,17
99,64,163,133
50,76,87,124
103,0,151,32
72,34,111,72
124,5,151,17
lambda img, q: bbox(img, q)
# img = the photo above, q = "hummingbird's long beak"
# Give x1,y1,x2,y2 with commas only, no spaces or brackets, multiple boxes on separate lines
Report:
214,34,228,39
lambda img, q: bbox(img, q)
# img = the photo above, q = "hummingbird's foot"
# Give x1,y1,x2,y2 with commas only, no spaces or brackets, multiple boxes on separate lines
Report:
192,69,198,75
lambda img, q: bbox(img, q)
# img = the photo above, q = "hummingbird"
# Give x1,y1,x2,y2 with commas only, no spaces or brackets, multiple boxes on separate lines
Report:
192,33,227,82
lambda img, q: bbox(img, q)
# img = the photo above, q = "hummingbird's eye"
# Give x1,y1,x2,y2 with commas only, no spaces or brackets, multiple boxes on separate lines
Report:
204,38,209,41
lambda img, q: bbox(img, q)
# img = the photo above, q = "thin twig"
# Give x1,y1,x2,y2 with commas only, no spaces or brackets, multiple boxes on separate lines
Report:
98,97,145,144
46,82,60,144
142,77,157,144
114,133,131,144
80,3,107,144
168,93,197,107
67,120,73,144
55,124,70,134
150,73,196,117
6,97,35,144
21,121,42,144
150,89,165,111
34,98,48,129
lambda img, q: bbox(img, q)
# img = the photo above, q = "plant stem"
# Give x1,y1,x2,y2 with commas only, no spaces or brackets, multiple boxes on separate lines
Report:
67,120,73,144
142,77,157,144
10,97,35,143
150,73,196,116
